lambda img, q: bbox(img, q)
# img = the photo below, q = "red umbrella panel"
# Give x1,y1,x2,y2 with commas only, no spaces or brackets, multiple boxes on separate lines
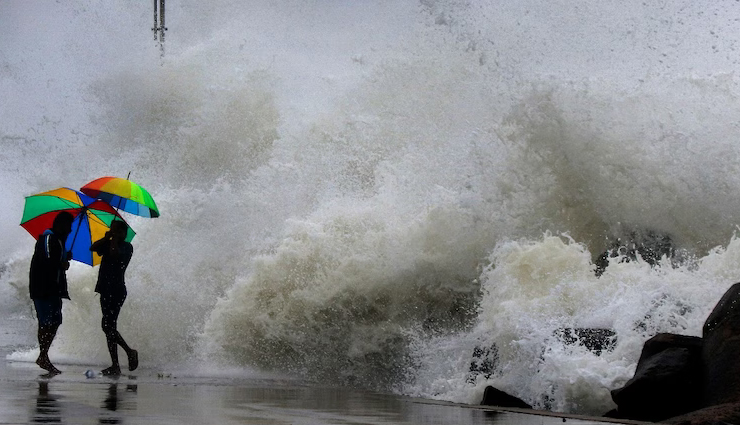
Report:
20,187,135,266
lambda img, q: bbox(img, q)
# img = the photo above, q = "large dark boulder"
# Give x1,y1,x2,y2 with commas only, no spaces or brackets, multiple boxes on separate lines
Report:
661,401,740,425
615,282,740,422
634,333,703,365
702,282,740,407
610,333,703,422
480,385,532,409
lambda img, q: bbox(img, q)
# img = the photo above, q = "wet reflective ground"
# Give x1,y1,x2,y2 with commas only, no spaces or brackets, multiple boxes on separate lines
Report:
1,317,632,425
0,361,632,425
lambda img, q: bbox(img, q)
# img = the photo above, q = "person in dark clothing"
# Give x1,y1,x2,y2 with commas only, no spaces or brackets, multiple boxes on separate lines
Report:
90,220,138,375
29,211,74,374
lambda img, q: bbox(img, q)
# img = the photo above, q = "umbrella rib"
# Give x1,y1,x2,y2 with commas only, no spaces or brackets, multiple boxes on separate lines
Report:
51,197,86,209
23,188,135,267
87,212,117,227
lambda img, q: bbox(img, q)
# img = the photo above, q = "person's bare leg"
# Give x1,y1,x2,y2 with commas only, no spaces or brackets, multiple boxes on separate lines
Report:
101,297,137,374
101,331,121,375
102,330,138,373
36,324,61,374
118,333,138,371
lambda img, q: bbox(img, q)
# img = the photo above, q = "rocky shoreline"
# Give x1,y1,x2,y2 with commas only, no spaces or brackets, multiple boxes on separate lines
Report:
480,282,740,425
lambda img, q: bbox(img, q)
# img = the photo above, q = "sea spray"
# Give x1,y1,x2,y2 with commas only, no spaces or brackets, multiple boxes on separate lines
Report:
427,234,732,413
202,196,488,389
3,0,740,415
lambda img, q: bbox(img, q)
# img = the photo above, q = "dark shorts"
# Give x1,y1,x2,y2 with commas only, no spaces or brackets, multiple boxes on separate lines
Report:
33,298,62,327
100,292,126,333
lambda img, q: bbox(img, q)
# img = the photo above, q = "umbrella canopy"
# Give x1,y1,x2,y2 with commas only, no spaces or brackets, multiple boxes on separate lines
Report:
21,187,135,266
81,176,159,218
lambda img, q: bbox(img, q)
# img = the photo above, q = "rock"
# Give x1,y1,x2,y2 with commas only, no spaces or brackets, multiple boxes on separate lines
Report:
661,401,740,425
634,333,703,365
480,385,532,409
595,230,674,276
605,283,740,423
467,344,498,384
702,282,740,407
633,294,694,334
602,409,620,418
610,333,703,422
552,328,616,355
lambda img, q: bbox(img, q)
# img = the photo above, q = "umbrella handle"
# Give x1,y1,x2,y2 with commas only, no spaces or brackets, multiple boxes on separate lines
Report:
114,196,124,213
67,207,87,255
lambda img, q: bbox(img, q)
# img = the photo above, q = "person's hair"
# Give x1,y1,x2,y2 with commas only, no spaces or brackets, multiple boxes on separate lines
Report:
110,220,127,234
52,211,74,229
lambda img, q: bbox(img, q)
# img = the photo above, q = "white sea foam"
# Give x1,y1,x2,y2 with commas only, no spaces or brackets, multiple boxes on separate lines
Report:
3,0,740,414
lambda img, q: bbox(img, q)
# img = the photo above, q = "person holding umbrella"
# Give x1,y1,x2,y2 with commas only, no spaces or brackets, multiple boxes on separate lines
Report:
90,220,138,375
29,211,74,374
80,175,158,374
21,182,150,375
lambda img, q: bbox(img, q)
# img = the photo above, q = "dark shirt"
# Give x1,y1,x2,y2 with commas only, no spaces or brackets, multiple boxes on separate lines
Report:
29,229,70,300
92,240,133,296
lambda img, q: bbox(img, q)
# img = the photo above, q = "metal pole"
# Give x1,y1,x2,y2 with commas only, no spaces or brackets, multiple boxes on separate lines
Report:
159,0,166,43
152,0,158,40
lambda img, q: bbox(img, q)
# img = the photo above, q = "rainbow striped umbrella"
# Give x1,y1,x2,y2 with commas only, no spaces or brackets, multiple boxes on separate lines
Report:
81,176,160,218
20,187,135,266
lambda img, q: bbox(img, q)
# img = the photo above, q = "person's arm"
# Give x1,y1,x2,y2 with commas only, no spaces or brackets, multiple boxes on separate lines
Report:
46,235,68,278
121,243,133,269
62,250,71,270
46,234,64,266
90,232,111,254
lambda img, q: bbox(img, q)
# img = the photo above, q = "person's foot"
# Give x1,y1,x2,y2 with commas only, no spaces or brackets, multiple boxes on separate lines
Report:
101,366,121,376
36,356,61,374
127,349,138,371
